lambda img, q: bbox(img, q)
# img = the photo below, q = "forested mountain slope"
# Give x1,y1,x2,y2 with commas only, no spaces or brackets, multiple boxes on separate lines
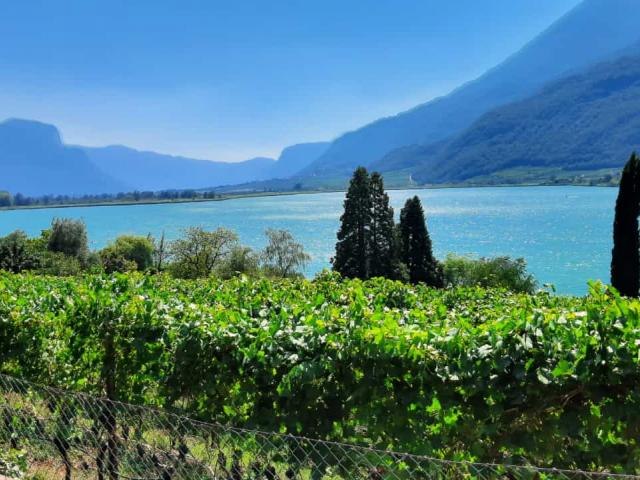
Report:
303,0,640,178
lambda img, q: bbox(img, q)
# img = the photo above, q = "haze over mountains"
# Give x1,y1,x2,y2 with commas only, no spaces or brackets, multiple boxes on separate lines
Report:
302,0,640,178
0,119,328,195
2,0,640,196
84,146,276,193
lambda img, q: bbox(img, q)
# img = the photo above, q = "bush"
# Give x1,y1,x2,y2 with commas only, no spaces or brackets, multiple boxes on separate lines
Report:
101,235,154,272
99,246,138,273
36,251,83,276
443,254,537,293
216,246,260,279
0,231,39,273
47,218,89,260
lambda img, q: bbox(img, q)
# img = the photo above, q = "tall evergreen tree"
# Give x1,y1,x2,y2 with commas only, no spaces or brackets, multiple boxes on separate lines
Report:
611,152,640,296
399,196,443,287
369,172,398,278
333,167,372,278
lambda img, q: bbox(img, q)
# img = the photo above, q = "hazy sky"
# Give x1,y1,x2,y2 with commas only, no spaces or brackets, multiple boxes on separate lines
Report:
0,0,582,161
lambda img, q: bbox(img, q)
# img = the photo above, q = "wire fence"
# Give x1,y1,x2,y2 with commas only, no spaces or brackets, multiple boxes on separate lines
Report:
1,373,639,480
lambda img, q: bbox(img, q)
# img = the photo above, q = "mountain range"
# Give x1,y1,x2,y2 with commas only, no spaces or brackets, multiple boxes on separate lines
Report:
0,119,126,196
391,52,640,184
0,119,329,196
301,0,640,178
2,0,640,196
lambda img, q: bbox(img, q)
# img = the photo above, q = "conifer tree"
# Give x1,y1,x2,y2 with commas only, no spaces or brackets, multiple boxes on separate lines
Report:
399,196,443,287
333,167,372,278
368,172,398,278
611,152,640,297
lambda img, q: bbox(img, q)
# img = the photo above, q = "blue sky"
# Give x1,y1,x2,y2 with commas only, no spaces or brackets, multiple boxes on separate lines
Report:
0,0,581,161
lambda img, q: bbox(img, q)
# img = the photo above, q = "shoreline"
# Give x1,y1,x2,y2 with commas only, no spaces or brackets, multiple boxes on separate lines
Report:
0,182,615,213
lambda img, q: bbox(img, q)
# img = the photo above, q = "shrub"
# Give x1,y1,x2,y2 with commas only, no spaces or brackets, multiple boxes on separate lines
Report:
102,235,154,271
47,218,89,260
443,254,537,293
36,251,84,276
99,246,138,273
217,246,260,279
0,231,39,273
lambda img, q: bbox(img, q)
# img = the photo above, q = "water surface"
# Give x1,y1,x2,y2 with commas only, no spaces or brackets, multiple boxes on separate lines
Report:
0,186,616,295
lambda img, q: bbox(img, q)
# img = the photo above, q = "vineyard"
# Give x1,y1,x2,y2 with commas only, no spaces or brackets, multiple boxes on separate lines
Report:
1,271,640,473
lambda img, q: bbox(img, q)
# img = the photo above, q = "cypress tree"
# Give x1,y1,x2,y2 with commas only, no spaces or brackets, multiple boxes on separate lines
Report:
399,196,443,287
333,167,372,278
611,152,640,296
369,172,397,278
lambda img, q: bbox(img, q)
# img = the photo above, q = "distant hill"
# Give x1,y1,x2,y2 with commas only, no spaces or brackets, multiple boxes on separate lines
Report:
303,0,640,178
84,141,328,192
268,142,330,179
402,52,640,183
0,119,126,196
0,116,329,196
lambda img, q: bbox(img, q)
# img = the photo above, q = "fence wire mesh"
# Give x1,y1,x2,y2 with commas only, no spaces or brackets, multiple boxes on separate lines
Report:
0,373,638,480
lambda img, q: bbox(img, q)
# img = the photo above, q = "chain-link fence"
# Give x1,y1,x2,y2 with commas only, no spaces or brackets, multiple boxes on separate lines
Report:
0,373,638,480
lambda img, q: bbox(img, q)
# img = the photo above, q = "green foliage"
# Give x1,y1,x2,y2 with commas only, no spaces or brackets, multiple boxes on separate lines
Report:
0,449,28,479
35,251,84,276
261,229,310,278
99,235,154,272
1,272,640,471
0,231,39,273
217,245,260,279
47,218,89,260
99,245,138,273
611,152,640,297
168,226,239,278
443,254,537,293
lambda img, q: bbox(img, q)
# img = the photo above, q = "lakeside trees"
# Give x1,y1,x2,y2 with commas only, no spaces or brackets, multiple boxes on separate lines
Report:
0,188,220,209
399,196,444,287
333,167,442,286
169,227,239,278
443,254,536,293
261,229,311,278
0,220,311,280
611,152,640,297
0,168,539,291
369,172,397,278
333,166,371,278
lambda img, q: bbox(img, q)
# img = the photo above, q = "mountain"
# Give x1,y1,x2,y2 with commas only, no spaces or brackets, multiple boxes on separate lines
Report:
402,52,640,183
303,0,640,178
84,140,329,192
269,142,330,179
84,145,277,192
0,115,328,196
0,119,126,196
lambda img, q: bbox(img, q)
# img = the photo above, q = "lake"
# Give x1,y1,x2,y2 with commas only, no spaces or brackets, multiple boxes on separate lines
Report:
0,186,616,295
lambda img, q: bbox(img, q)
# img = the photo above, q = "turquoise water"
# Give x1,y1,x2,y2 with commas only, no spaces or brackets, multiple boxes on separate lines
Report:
0,186,616,295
